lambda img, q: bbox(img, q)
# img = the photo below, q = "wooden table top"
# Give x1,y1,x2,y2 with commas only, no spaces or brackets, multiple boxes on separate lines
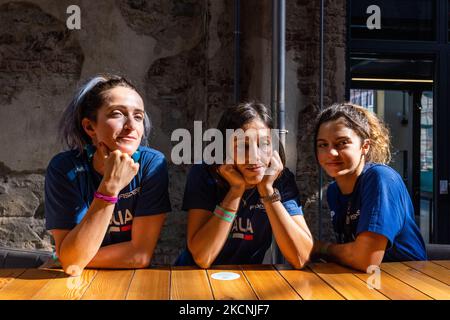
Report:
0,261,448,300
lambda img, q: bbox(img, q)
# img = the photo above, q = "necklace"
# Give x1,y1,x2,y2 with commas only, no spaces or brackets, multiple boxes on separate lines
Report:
241,188,257,208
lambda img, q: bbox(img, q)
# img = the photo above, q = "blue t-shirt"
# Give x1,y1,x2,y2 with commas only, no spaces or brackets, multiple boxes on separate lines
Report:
175,164,304,266
45,146,172,246
327,163,427,261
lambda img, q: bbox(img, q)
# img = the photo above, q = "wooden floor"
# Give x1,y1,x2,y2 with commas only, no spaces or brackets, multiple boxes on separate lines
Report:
0,261,449,300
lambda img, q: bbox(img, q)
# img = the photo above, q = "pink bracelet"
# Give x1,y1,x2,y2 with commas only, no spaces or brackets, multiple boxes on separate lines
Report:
94,191,118,204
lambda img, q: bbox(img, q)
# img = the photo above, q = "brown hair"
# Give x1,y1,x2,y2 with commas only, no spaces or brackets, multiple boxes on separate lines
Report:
313,102,391,164
59,74,151,152
216,101,286,166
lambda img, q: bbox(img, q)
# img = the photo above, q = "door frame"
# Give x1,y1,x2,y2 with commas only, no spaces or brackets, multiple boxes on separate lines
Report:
346,0,450,243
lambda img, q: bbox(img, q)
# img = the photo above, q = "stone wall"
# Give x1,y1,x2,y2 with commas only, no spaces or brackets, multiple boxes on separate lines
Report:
290,0,347,241
0,0,346,263
0,0,234,264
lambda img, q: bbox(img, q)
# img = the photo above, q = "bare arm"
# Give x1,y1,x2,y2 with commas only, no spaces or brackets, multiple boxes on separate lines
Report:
51,184,119,276
257,151,313,269
187,186,244,269
259,190,313,269
315,231,388,272
86,213,166,268
52,213,166,274
52,148,139,276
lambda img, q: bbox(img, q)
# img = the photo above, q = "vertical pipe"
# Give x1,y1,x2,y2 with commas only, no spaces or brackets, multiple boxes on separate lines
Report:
318,0,325,240
270,0,279,264
278,0,287,148
271,0,287,264
271,0,278,126
234,0,241,104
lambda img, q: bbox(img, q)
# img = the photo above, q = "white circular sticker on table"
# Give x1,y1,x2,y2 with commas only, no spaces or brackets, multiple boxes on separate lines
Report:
210,272,240,281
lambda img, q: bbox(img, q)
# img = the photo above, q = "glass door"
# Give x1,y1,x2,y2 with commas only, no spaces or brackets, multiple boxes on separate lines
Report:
350,55,434,242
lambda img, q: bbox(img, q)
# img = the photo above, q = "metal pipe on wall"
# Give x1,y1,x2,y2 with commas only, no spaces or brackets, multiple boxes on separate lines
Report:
271,0,287,264
277,0,287,148
271,0,278,128
234,0,241,105
318,0,325,240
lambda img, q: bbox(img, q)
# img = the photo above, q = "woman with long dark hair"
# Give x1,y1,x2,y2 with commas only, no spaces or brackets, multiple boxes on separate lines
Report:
175,102,313,268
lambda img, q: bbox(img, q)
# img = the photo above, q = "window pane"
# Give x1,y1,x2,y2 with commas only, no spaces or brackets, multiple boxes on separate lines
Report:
351,55,434,83
351,0,436,41
420,91,433,243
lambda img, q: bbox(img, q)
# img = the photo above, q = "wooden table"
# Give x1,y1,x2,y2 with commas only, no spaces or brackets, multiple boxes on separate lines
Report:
0,261,448,300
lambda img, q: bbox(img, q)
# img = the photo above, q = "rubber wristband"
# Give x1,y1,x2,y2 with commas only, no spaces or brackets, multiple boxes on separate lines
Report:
216,205,236,217
214,208,235,221
213,205,236,223
213,210,233,223
94,191,118,204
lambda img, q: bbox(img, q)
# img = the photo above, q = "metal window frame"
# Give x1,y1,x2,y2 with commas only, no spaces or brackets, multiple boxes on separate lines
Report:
346,0,450,244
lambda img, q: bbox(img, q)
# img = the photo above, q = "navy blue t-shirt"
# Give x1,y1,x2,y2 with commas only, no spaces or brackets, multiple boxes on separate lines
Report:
327,163,427,261
45,146,172,246
175,164,304,266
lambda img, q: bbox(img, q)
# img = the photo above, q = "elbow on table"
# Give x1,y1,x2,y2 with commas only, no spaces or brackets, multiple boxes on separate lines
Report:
192,255,213,269
135,257,151,269
61,260,86,277
58,248,94,276
355,260,382,273
290,254,310,270
188,243,213,269
289,242,313,269
132,252,152,269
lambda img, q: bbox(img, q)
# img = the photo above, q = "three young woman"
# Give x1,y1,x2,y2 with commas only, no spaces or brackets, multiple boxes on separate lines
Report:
45,75,171,276
45,74,426,274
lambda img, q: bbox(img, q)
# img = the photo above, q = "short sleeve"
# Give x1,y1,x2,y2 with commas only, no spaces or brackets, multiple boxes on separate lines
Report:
45,157,88,230
326,182,339,226
356,166,405,247
182,164,218,212
134,153,172,216
277,168,303,216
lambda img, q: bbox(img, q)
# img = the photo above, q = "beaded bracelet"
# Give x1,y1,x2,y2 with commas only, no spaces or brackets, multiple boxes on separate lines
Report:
213,205,236,223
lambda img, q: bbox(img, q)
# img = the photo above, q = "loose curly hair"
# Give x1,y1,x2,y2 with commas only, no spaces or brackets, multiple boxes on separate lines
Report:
314,102,391,164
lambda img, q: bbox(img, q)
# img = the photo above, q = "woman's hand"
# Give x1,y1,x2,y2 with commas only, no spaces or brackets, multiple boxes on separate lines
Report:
97,142,140,196
257,151,283,196
217,164,246,192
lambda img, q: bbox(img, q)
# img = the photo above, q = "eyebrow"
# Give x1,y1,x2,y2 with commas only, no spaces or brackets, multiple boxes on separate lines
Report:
106,105,145,112
316,136,351,142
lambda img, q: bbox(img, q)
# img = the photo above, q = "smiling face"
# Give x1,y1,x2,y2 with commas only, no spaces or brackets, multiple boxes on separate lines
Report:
82,86,145,156
233,119,273,186
316,117,370,179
